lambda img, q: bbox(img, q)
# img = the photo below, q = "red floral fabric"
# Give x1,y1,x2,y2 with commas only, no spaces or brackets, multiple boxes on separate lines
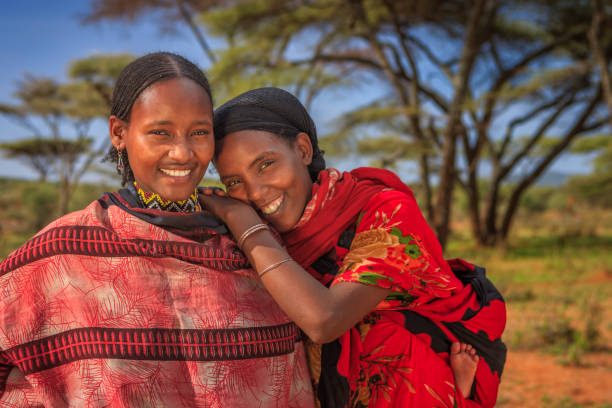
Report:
0,193,314,408
283,168,506,408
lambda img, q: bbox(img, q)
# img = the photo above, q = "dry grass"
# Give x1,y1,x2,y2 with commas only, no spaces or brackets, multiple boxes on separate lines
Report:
445,209,612,407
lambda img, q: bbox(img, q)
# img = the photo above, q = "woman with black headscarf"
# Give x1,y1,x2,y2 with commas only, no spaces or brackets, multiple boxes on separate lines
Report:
201,87,506,408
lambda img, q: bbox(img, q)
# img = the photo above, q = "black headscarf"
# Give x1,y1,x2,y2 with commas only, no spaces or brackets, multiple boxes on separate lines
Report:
213,87,325,180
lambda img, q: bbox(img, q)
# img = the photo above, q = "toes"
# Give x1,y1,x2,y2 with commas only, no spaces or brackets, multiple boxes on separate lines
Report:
460,342,468,353
451,342,461,354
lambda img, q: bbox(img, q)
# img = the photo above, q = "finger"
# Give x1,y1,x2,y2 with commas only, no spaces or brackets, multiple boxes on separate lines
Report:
214,189,227,197
199,187,215,195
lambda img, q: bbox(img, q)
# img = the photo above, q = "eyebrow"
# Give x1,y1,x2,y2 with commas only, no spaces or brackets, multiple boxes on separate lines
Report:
146,119,212,126
220,151,276,182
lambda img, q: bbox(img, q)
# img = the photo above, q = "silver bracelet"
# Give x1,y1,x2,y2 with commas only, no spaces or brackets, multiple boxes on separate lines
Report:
237,223,269,249
258,257,293,278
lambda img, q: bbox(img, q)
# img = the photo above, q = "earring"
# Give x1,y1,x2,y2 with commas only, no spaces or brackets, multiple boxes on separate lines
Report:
117,149,126,174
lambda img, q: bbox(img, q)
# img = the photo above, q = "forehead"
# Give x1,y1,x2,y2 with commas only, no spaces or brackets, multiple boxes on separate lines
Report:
133,77,212,114
215,130,291,168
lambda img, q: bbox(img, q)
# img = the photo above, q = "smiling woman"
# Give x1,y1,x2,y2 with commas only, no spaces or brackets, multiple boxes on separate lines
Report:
201,87,507,408
0,55,314,407
109,76,214,202
217,129,314,233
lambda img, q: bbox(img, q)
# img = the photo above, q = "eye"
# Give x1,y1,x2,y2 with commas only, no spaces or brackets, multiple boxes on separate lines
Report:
192,129,210,137
150,129,170,136
258,160,274,172
225,178,241,189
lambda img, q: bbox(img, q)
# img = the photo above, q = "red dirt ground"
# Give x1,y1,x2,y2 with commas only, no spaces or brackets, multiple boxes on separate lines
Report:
497,351,612,407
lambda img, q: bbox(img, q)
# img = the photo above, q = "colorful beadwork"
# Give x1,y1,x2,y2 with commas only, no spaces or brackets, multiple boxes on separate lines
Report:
134,182,201,212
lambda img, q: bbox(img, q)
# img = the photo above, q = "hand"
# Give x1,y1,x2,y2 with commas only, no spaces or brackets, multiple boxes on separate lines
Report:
199,186,227,197
198,191,263,240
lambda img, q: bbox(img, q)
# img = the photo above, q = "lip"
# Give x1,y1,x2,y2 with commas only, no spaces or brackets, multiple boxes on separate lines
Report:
259,195,284,216
159,167,194,178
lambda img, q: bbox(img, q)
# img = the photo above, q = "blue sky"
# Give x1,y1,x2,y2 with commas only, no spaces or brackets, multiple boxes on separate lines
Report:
0,0,371,181
0,1,216,180
0,0,594,183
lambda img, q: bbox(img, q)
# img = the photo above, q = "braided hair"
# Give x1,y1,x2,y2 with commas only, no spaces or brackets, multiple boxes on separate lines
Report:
105,52,213,186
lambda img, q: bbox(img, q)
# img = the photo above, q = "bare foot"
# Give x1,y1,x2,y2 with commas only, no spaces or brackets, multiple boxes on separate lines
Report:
450,342,479,398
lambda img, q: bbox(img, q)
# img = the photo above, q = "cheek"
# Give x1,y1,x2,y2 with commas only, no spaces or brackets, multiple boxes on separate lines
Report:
227,188,249,203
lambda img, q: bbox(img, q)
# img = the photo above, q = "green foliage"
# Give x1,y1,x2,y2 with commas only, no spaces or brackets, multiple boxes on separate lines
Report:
565,133,612,207
12,76,67,117
0,53,126,214
22,183,59,230
519,185,559,213
0,178,115,259
68,53,134,107
0,138,92,157
68,53,133,81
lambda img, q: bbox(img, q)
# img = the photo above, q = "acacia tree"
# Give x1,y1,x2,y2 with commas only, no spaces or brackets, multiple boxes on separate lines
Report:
85,0,610,247
563,0,612,208
85,0,223,64
0,55,132,215
200,0,609,246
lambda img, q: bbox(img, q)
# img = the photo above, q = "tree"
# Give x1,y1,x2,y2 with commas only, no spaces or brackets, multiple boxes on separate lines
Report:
84,0,611,247
0,54,132,215
84,0,223,65
565,134,612,207
200,0,610,246
0,139,89,182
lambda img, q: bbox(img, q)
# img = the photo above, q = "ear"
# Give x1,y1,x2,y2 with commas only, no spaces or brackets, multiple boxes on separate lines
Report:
109,115,128,150
294,132,313,166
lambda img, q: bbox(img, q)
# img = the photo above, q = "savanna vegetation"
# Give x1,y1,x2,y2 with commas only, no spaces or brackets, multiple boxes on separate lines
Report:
1,0,611,406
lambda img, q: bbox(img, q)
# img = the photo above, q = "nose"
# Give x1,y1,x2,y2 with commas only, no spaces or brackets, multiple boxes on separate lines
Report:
245,181,267,204
168,139,193,163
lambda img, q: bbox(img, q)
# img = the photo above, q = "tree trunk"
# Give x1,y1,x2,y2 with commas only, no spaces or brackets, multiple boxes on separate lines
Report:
176,0,216,64
466,164,486,246
59,177,72,215
482,171,503,246
418,153,435,223
499,89,603,241
588,0,612,129
434,0,489,248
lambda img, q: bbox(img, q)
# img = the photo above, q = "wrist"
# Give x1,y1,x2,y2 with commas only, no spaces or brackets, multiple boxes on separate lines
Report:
237,223,270,249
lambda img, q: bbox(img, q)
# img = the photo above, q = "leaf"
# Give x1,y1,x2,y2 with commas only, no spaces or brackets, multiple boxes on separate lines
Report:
358,272,392,286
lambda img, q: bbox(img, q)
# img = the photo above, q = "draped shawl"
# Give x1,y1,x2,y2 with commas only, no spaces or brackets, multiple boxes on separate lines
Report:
0,189,314,408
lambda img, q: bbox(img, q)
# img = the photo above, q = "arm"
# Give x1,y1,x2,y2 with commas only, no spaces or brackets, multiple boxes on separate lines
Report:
199,193,390,343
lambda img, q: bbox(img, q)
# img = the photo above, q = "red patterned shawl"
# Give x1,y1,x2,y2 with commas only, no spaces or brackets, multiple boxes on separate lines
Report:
282,168,506,408
0,192,314,408
285,168,410,266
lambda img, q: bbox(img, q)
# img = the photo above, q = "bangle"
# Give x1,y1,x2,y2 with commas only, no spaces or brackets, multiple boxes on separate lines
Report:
258,257,293,278
237,223,269,249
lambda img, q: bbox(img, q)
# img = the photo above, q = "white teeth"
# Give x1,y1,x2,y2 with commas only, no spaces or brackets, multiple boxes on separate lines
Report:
260,196,283,215
161,168,191,177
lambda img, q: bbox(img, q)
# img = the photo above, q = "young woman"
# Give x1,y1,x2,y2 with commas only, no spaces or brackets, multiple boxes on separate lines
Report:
200,87,507,408
0,56,313,407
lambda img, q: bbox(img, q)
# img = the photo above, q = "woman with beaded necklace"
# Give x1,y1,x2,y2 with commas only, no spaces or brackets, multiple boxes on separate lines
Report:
0,54,314,407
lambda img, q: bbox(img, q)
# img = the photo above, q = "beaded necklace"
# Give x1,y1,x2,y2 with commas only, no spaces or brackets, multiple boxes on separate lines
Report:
133,182,201,213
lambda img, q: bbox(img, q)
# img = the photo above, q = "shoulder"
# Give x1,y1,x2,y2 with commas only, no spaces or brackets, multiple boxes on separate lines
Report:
355,188,424,232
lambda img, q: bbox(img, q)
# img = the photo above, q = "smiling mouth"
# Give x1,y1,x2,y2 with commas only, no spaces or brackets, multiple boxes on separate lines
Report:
160,168,192,177
260,196,283,215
